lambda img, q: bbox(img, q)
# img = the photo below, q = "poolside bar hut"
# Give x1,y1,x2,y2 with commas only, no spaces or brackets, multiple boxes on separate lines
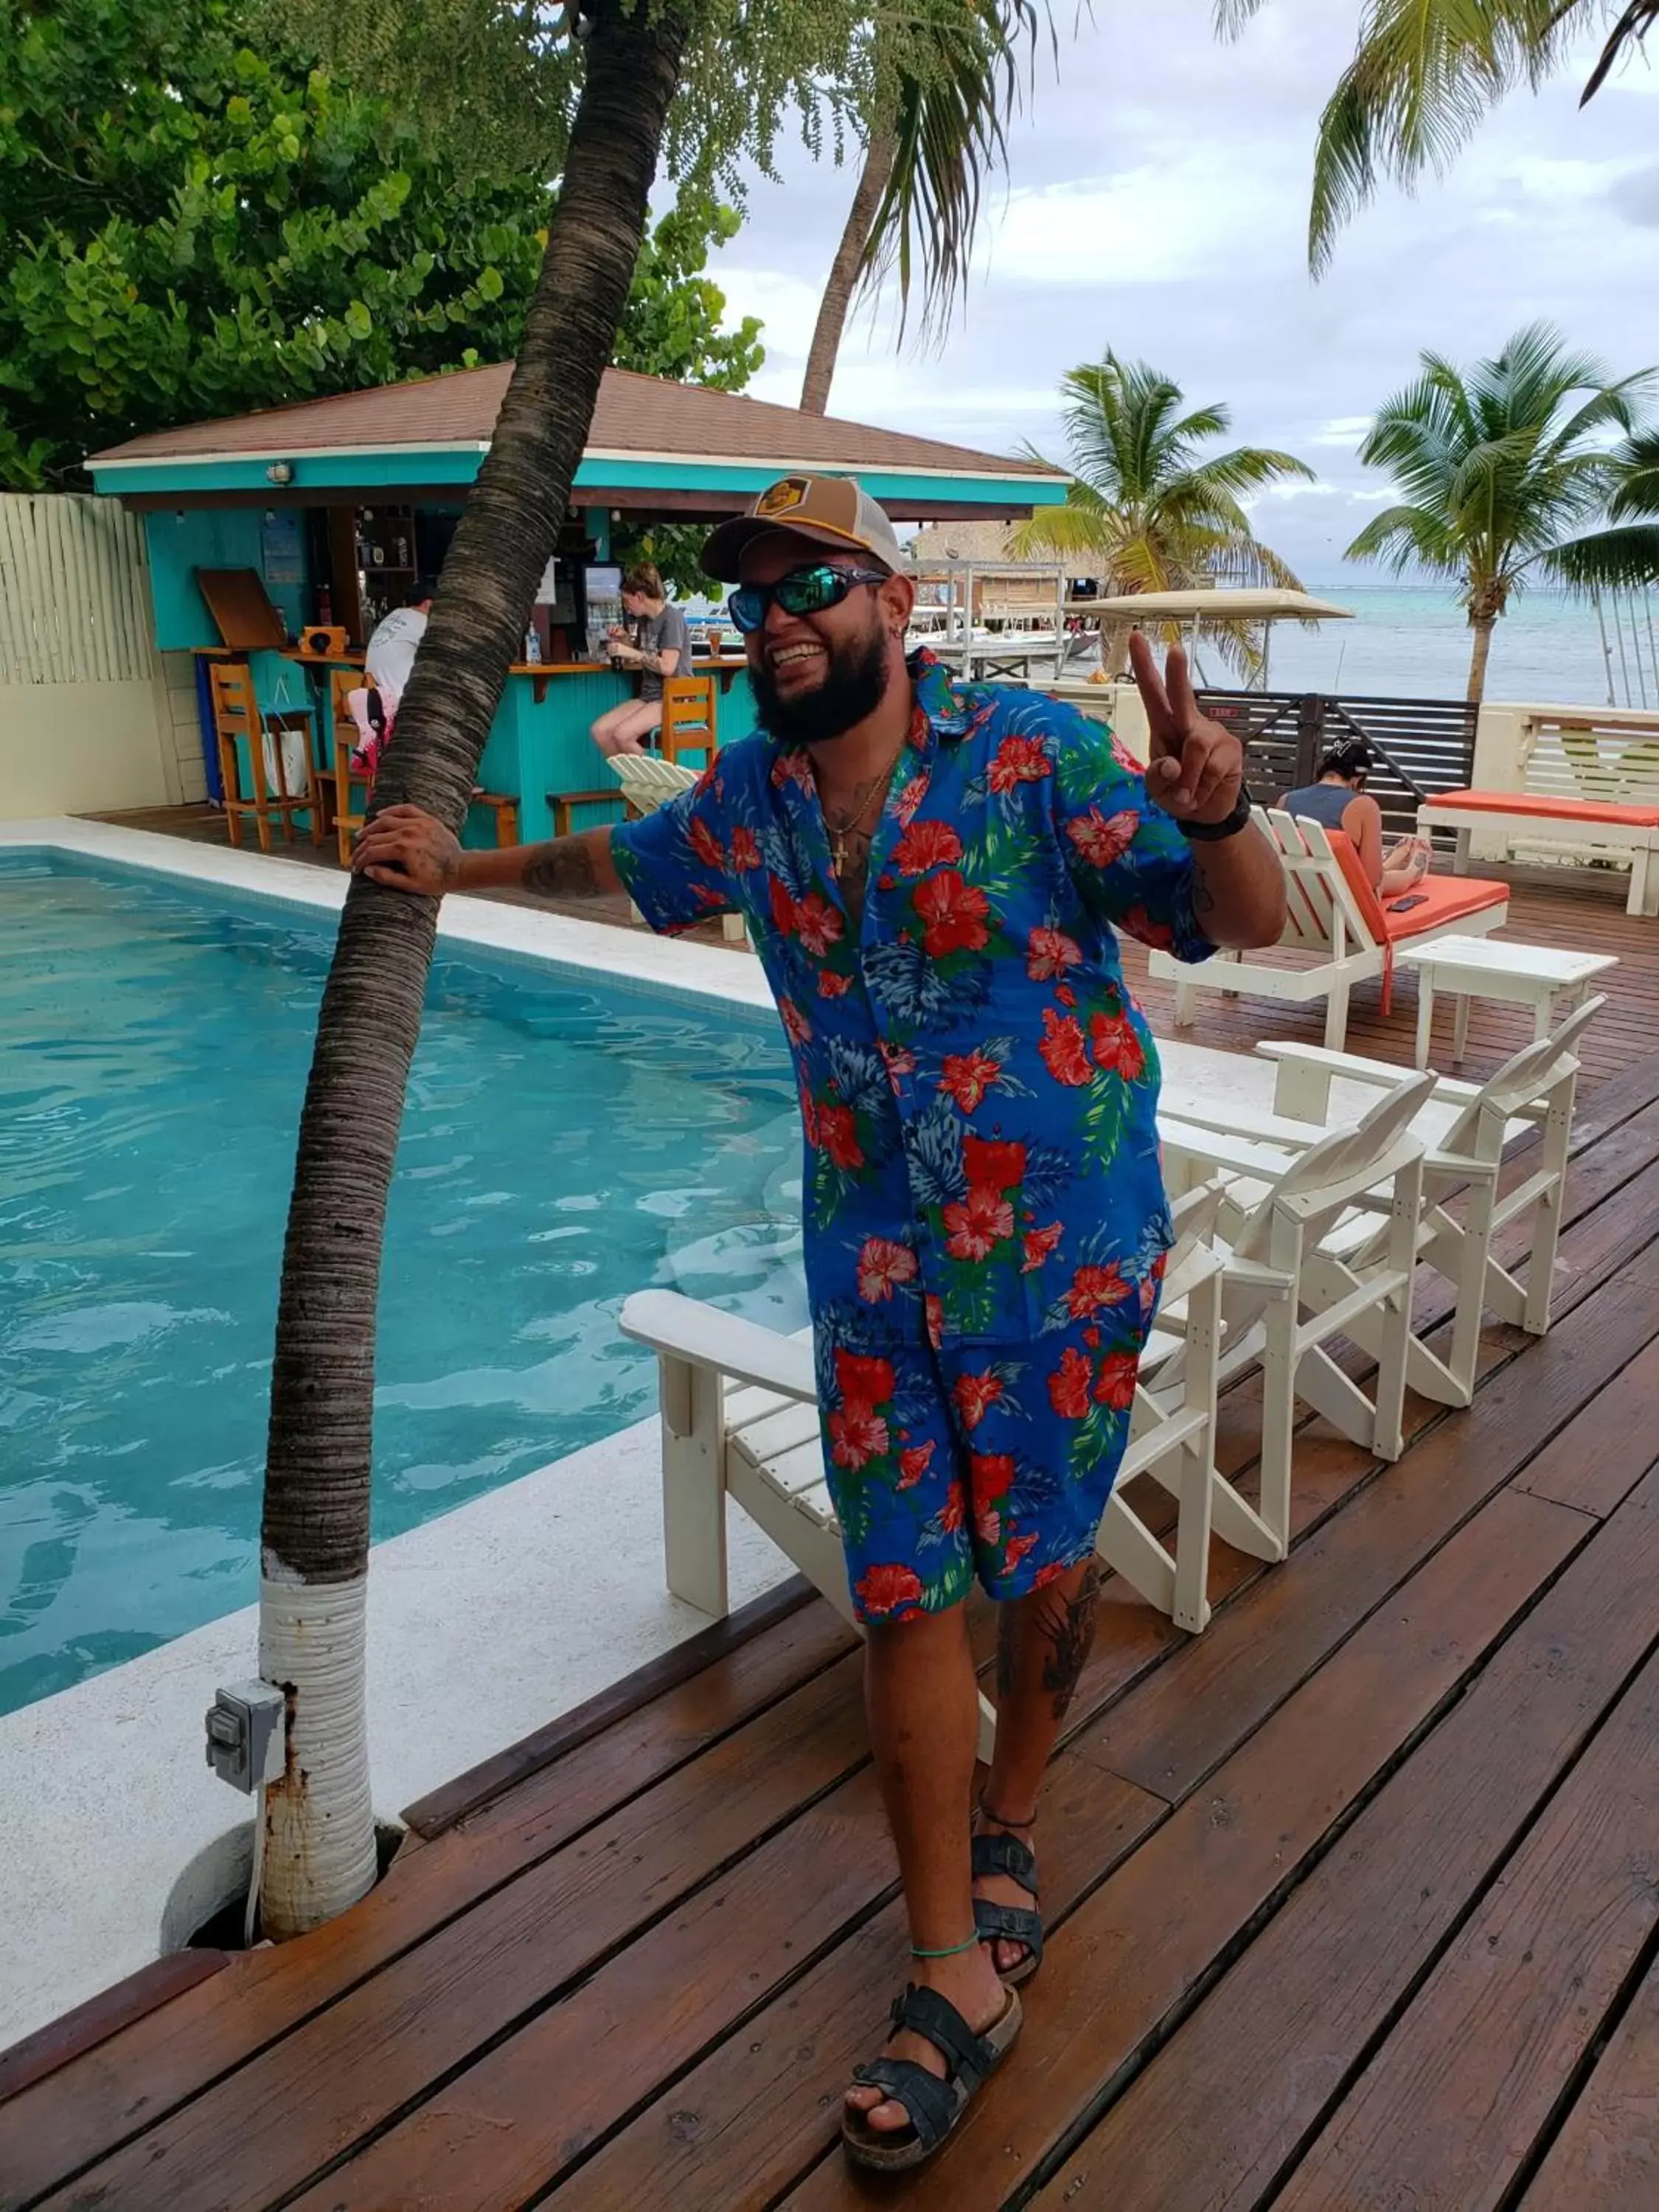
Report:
87,369,1067,846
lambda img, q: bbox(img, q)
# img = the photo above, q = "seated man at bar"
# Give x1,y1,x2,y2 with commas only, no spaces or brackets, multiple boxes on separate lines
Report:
354,474,1287,2174
348,578,436,779
589,562,689,757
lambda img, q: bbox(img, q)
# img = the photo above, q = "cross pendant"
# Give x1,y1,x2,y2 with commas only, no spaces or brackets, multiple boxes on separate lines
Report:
832,834,846,873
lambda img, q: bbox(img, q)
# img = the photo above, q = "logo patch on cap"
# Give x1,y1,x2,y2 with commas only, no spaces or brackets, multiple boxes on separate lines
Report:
755,476,812,519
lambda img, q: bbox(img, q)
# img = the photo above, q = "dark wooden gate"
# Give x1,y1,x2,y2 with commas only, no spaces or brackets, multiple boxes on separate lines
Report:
1197,690,1480,837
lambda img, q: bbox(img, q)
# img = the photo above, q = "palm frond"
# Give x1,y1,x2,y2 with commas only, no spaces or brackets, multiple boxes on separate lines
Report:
860,1,1058,341
1346,502,1464,576
1541,522,1659,592
1607,429,1659,521
1215,2,1600,272
1582,1,1659,102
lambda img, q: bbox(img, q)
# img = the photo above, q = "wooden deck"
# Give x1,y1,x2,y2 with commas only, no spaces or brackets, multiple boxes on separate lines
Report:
88,802,1657,1086
6,1058,1659,2208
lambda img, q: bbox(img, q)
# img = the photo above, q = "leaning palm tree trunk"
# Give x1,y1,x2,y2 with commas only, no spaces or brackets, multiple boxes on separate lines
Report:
256,0,692,1943
799,129,897,415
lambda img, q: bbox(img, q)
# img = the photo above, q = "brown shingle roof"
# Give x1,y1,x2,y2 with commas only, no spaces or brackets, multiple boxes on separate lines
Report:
88,364,1056,479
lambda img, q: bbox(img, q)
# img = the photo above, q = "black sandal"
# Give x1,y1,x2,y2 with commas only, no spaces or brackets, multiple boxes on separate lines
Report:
972,1812,1043,1986
842,1980,1023,2171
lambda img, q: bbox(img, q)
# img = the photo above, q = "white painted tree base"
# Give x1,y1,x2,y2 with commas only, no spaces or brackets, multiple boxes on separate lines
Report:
0,1416,793,2050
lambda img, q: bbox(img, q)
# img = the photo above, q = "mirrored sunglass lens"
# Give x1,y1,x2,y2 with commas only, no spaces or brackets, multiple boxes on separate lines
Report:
728,588,765,632
776,567,842,615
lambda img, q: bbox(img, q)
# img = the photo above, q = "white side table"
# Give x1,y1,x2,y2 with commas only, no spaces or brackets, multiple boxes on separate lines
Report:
1394,936,1618,1069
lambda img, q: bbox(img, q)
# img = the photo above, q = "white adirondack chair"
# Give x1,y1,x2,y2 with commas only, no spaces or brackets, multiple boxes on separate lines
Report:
618,1186,1244,1755
611,752,747,945
1240,994,1605,1406
1157,1068,1435,1560
1149,809,1509,1050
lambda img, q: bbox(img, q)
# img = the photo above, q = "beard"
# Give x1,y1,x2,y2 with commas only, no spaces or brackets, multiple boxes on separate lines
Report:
751,622,891,747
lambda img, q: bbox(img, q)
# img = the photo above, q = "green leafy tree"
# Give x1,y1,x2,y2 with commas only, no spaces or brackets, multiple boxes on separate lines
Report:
1010,350,1316,677
1348,323,1658,700
1217,1,1659,271
0,0,762,487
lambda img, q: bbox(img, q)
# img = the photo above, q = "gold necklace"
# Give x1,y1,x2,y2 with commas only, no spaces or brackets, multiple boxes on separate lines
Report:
823,763,897,874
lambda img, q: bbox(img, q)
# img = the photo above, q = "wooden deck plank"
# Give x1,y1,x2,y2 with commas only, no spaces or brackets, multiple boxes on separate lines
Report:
779,1474,1606,2212
1273,1642,1659,2212
1028,1461,1659,2212
0,1592,857,2194
13,1654,872,2210
1514,1337,1659,1518
279,1765,1166,2212
401,1573,824,1836
1518,1951,1659,2210
1095,1256,1659,1804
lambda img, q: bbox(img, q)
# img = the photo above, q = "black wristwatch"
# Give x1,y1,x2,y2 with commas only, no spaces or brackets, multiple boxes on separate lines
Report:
1174,789,1253,842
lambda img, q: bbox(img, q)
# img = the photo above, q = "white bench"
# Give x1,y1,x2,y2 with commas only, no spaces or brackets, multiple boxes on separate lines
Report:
1417,790,1659,918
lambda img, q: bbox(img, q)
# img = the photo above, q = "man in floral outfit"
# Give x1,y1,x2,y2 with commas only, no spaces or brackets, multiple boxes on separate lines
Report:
355,473,1287,2167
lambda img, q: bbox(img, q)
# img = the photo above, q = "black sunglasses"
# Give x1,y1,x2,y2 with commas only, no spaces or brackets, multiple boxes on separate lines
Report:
727,563,891,636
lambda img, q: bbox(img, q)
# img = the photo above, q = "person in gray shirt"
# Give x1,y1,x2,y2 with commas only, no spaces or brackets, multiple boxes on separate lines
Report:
591,563,692,757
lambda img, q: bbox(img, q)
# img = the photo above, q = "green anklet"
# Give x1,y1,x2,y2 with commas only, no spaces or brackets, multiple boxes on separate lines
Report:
910,1931,981,1960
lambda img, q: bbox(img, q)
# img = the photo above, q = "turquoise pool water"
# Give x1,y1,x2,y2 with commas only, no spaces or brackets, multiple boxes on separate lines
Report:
0,854,804,1715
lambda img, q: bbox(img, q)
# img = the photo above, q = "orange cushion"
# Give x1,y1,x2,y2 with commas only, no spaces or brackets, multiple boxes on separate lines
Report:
1380,874,1509,943
1427,787,1659,829
1325,828,1507,945
1326,830,1391,943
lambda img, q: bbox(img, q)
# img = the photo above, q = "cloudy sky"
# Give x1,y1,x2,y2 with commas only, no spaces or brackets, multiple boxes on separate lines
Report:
707,0,1659,584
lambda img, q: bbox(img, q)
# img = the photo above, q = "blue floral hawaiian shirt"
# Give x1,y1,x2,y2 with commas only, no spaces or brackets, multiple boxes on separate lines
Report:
611,652,1216,1352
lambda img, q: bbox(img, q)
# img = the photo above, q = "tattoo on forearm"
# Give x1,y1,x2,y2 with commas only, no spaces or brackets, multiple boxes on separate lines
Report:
1192,862,1217,916
1037,1562,1102,1720
522,838,600,900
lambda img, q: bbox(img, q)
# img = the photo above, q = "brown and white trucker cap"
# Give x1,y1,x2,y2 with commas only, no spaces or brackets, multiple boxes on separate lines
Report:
701,474,906,582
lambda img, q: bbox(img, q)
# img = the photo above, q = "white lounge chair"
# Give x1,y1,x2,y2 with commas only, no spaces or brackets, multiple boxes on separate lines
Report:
618,1186,1245,1750
1157,1068,1435,1560
609,753,746,945
1239,994,1605,1406
1149,809,1510,1051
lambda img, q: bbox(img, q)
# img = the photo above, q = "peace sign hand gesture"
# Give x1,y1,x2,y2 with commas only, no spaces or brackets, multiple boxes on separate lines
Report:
1130,630,1246,828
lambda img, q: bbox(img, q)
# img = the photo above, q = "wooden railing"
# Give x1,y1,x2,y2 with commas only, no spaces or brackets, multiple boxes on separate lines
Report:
1197,689,1480,837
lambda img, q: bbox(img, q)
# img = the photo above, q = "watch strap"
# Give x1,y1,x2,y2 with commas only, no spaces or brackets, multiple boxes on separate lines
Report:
1175,789,1253,843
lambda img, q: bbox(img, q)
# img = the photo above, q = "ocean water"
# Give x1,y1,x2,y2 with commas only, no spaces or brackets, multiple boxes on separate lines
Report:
1180,585,1646,709
0,855,806,1715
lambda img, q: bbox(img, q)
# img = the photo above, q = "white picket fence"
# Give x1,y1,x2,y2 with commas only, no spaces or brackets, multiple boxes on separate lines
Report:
0,491,200,818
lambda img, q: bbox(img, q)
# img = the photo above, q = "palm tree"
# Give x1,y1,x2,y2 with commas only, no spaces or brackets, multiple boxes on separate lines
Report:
1347,323,1657,702
251,0,1077,1939
1216,1,1659,271
1009,351,1317,678
799,1,1048,415
253,0,697,1941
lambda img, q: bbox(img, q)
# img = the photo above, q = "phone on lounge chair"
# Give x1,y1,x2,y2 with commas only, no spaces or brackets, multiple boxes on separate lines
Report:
1388,893,1428,913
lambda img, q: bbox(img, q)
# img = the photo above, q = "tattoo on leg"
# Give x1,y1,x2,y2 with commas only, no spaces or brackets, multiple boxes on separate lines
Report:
1037,1562,1102,1720
522,838,599,900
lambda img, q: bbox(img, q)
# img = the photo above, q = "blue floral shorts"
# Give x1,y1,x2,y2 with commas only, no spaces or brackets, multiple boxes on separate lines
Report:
816,1312,1152,1624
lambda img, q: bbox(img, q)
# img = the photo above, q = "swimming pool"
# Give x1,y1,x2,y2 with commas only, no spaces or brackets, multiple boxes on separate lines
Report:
0,852,805,1716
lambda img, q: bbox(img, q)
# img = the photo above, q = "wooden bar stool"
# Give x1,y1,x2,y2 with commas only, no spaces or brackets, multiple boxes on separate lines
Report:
659,674,717,765
209,660,318,854
309,669,372,867
549,790,626,838
471,790,521,847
